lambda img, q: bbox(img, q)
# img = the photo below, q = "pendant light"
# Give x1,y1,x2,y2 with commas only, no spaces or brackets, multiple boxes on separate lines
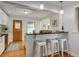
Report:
40,1,44,10
60,1,64,14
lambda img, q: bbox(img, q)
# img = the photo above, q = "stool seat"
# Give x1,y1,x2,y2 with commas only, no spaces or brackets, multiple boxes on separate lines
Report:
34,40,47,57
60,38,67,41
51,39,59,43
36,42,46,46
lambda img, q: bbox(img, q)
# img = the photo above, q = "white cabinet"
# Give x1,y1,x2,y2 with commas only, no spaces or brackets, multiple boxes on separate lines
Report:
0,36,5,55
0,9,8,25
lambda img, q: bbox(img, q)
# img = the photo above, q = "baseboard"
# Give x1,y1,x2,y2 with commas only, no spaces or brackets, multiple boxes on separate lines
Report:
67,51,79,57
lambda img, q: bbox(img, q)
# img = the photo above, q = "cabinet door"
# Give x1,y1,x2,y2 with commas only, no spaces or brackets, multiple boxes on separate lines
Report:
0,36,5,55
2,36,5,49
0,9,8,25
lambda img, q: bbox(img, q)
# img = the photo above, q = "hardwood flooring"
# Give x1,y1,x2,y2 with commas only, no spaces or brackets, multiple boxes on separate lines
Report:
48,51,72,57
1,41,26,57
0,41,72,57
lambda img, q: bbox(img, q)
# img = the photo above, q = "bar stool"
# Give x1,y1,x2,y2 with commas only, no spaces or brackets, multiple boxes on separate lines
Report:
34,40,47,57
46,39,52,56
60,38,69,57
46,39,60,57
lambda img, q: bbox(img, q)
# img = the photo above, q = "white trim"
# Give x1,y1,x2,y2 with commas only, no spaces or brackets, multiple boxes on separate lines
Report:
68,51,79,57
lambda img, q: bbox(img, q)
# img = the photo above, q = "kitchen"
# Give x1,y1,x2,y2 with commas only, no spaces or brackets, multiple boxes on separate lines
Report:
0,1,79,57
25,10,69,57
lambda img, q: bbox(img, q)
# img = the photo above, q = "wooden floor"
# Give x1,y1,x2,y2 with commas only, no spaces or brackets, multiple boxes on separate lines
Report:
48,51,72,57
0,41,72,57
1,41,26,57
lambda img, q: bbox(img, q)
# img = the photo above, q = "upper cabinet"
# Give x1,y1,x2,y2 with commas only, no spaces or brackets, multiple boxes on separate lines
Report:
0,9,8,25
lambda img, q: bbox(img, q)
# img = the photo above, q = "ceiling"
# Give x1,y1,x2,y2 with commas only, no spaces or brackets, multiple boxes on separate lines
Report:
1,1,59,19
7,1,77,7
1,1,78,19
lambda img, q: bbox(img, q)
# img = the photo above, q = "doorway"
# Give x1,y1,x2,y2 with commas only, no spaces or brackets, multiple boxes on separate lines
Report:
13,20,22,41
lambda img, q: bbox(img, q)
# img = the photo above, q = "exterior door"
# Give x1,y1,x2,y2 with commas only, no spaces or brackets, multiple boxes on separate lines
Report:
13,20,22,41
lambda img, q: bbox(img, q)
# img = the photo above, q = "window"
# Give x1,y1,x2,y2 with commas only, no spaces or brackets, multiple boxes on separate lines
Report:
27,22,35,34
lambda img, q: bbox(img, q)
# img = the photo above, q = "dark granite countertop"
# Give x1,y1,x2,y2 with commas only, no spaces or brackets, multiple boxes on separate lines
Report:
26,31,68,35
0,33,8,37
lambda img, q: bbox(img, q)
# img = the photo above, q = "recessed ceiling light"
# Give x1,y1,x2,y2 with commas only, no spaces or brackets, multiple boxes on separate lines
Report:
24,10,28,14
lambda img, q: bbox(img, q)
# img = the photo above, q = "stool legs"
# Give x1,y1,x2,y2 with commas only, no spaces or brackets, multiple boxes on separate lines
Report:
61,41,64,57
51,42,54,57
37,45,41,57
57,42,60,57
61,39,69,57
46,40,52,57
51,40,60,57
66,40,69,56
41,45,46,57
41,45,47,57
34,42,47,57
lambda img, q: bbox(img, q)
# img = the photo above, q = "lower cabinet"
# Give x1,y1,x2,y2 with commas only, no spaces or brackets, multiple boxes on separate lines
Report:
0,36,5,55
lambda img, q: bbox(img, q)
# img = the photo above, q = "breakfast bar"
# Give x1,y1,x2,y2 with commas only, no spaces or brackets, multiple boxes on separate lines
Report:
25,31,69,57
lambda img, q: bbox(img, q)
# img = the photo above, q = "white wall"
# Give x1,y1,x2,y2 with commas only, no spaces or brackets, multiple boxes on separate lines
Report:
63,6,76,32
34,20,40,33
62,2,79,32
62,2,79,56
40,18,50,30
68,32,79,57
